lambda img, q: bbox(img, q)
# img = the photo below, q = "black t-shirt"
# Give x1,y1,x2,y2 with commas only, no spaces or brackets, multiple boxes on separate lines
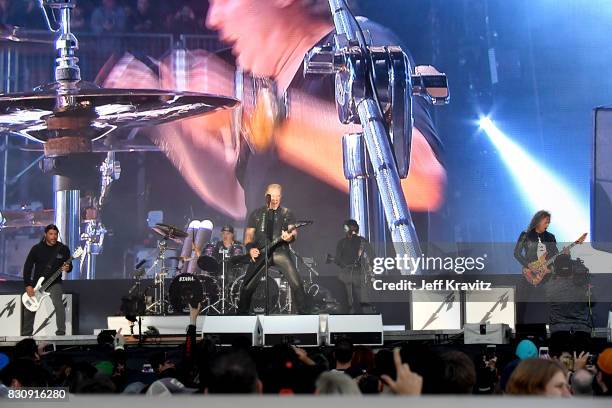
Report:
246,206,296,249
238,18,442,267
513,229,559,267
335,235,374,269
23,241,73,287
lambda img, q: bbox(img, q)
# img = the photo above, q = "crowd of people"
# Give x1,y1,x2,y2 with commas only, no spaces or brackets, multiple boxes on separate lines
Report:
1,0,211,35
0,306,611,397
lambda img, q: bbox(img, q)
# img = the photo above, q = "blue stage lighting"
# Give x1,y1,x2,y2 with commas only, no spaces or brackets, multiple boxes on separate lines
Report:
478,117,589,241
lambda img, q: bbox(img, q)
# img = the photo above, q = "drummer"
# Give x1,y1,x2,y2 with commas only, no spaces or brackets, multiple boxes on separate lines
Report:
214,224,244,260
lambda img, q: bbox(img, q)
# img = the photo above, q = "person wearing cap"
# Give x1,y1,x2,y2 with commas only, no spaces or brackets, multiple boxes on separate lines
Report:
214,224,246,270
595,348,612,396
215,224,241,253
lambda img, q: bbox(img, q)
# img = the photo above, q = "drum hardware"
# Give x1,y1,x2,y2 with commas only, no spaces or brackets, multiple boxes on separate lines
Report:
217,245,242,315
152,223,188,242
79,219,106,279
0,24,55,45
289,245,321,306
0,1,238,280
144,233,177,315
194,242,247,314
213,246,231,315
120,261,147,344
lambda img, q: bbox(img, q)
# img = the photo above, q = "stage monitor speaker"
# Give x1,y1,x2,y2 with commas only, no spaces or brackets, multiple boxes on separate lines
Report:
592,107,612,253
515,323,548,344
465,286,516,330
411,290,461,330
32,294,75,336
0,294,22,336
260,315,320,346
464,323,511,345
201,315,261,346
324,314,383,346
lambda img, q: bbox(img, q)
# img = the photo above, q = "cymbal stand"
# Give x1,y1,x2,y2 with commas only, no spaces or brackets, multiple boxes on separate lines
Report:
219,247,229,314
201,247,227,315
289,245,320,313
146,237,170,315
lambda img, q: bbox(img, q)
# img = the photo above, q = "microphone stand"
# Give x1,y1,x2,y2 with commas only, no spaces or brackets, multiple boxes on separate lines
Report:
263,195,271,315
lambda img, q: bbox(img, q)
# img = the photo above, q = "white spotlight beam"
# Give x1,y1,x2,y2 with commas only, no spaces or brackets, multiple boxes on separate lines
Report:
479,117,589,241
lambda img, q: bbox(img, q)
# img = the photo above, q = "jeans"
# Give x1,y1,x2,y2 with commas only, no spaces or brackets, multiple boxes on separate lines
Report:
238,249,310,314
22,283,65,336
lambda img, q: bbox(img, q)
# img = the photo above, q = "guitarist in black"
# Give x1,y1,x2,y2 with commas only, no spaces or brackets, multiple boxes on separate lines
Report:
22,224,73,336
334,219,375,313
514,210,566,285
238,184,310,314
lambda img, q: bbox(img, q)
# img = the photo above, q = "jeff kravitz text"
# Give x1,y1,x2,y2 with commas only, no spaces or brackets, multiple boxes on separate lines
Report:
371,279,492,291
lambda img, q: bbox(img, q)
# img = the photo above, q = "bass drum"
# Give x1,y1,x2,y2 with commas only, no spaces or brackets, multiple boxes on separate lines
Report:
168,273,219,313
230,273,279,314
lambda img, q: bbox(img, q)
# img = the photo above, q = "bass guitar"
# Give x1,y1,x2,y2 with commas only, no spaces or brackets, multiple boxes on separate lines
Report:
22,246,84,312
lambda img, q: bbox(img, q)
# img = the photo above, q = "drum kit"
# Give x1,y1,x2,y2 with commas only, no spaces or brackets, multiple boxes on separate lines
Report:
134,222,315,316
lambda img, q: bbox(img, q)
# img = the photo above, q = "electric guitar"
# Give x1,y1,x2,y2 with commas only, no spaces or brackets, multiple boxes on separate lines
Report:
251,221,313,263
522,233,587,286
22,246,84,312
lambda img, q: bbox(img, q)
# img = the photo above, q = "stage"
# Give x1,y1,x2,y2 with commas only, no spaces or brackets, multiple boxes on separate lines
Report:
2,275,612,334
0,327,609,349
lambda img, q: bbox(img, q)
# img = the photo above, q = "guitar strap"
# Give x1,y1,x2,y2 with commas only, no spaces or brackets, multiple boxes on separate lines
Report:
43,243,62,276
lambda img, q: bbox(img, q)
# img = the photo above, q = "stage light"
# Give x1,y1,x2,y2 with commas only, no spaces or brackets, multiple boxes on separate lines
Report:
479,117,589,241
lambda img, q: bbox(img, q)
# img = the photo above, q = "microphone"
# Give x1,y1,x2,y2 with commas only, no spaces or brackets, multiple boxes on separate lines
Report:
135,259,146,269
265,193,271,208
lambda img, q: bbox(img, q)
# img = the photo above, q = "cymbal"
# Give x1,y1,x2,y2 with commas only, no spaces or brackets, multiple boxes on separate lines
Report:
0,209,54,229
152,223,188,243
0,84,238,156
0,24,54,45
